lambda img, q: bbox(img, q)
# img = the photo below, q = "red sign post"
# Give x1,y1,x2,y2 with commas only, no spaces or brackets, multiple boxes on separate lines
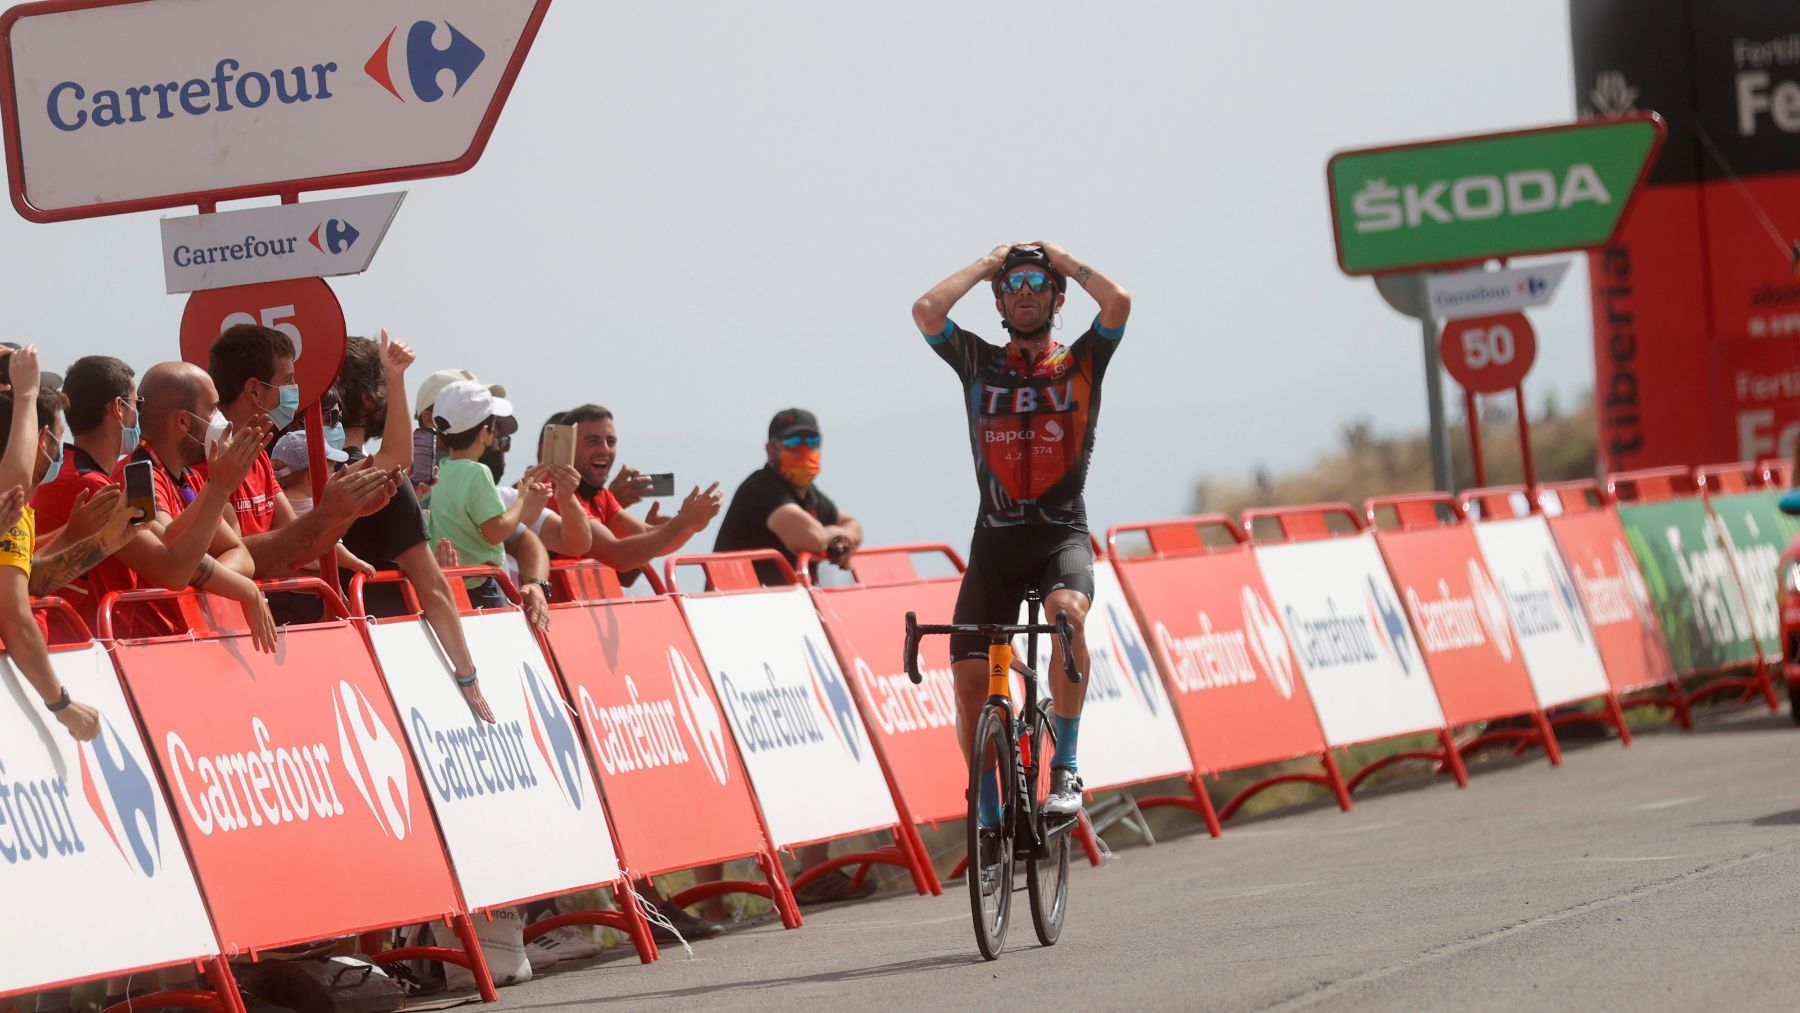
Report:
1438,311,1542,496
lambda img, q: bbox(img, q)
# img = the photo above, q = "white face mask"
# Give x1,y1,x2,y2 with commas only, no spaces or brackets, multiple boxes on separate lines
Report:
287,494,313,517
186,409,230,451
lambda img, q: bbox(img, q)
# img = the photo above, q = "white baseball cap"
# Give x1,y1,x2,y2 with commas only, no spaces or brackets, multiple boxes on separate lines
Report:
416,368,478,414
433,380,514,436
270,431,347,477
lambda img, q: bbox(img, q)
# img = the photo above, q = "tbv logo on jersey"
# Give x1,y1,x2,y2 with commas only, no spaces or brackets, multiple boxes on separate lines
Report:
1153,588,1296,700
579,647,731,786
45,21,488,133
0,715,162,876
1283,579,1416,675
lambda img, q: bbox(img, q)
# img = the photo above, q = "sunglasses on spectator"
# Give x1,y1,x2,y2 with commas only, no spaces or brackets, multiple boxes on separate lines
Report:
778,434,821,449
1000,269,1052,294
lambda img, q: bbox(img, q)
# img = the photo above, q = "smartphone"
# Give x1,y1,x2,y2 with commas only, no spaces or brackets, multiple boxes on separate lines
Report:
123,459,154,525
540,423,575,469
645,473,675,497
410,427,439,487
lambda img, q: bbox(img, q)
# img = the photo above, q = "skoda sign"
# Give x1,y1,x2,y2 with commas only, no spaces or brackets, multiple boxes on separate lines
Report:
1327,114,1665,275
0,0,553,222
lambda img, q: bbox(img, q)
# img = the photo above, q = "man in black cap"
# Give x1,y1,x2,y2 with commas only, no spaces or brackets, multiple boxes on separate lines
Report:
714,408,862,586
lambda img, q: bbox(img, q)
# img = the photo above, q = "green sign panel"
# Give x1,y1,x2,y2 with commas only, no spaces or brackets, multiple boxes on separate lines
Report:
1617,497,1760,674
1707,490,1799,661
1327,114,1665,276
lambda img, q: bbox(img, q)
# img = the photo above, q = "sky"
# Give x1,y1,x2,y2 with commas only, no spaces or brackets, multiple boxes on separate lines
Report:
0,0,1594,549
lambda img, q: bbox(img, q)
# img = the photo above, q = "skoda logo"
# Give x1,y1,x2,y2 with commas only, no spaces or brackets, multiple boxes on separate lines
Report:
1468,559,1515,663
669,647,729,786
332,681,413,840
1240,587,1295,700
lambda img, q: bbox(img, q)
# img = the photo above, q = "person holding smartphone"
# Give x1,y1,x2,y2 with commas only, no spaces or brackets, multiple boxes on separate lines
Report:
27,354,147,598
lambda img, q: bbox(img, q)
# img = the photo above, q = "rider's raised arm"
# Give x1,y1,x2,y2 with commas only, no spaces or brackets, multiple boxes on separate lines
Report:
911,244,1014,338
1038,242,1131,332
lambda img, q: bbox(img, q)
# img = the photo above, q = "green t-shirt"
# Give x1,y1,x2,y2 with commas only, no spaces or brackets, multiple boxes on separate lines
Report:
428,457,506,580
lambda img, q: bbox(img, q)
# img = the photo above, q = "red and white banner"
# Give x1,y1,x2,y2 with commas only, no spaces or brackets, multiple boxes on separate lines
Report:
542,596,774,876
1067,563,1195,789
1374,525,1541,724
0,643,217,993
1254,533,1447,746
367,612,620,910
1547,508,1679,694
113,619,461,953
1112,545,1332,774
1471,517,1613,707
678,588,900,848
812,577,966,825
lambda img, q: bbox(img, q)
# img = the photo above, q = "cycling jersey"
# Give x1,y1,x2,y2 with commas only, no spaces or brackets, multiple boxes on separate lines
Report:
926,315,1123,529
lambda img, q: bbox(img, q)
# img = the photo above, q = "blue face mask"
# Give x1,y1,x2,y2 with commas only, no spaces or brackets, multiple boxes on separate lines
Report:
324,423,346,452
268,383,301,429
119,399,141,455
39,434,62,486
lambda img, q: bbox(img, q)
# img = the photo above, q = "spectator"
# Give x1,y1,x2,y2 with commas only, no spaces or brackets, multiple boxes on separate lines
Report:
716,408,862,584
331,335,493,723
33,358,276,651
20,355,144,595
270,430,375,579
711,407,866,905
0,345,117,741
481,411,589,630
203,324,395,581
427,381,550,611
538,404,721,574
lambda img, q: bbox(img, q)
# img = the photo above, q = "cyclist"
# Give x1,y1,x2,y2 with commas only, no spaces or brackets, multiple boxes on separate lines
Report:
910,242,1131,829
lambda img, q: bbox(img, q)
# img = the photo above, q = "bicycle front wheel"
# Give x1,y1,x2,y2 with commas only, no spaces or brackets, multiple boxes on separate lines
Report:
967,703,1015,961
1027,710,1070,946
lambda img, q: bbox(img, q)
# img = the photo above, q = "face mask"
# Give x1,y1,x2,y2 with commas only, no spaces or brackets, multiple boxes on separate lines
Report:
778,447,821,487
287,493,313,517
324,423,346,452
267,383,300,429
480,448,506,485
186,409,229,452
119,406,141,454
39,434,62,486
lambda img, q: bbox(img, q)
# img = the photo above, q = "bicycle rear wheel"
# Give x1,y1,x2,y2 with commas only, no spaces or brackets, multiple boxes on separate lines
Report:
1027,710,1070,946
966,703,1015,961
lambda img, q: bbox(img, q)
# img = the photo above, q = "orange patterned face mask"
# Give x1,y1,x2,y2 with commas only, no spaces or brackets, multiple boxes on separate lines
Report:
778,447,821,487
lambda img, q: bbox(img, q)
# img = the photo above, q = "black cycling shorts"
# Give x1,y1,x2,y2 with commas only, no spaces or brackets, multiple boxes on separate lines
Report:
950,524,1095,661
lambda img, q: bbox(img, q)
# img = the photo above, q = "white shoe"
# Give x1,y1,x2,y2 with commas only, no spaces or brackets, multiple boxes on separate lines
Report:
1044,768,1085,815
532,923,603,961
524,937,560,973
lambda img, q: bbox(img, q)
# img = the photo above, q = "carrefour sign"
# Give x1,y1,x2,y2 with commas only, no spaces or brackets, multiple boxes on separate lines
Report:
0,0,553,222
1327,114,1664,275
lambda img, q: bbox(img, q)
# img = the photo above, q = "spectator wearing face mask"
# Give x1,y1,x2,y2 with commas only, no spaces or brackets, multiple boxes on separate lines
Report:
427,381,549,611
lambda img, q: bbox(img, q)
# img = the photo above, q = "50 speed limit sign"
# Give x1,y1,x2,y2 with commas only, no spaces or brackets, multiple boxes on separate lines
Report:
1438,312,1537,394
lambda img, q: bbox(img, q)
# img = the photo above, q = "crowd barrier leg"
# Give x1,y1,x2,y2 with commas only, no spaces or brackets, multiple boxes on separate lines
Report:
1543,692,1634,747
1344,729,1469,794
896,820,945,895
670,852,805,930
1678,658,1781,713
364,916,498,1003
1137,773,1224,837
1460,710,1564,766
1075,811,1103,866
95,958,246,1013
788,828,934,897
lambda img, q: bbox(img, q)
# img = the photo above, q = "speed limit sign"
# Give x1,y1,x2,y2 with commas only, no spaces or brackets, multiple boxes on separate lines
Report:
1438,312,1537,394
179,278,347,407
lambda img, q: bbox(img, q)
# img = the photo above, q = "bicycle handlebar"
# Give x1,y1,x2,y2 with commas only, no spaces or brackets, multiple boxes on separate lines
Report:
902,611,1082,685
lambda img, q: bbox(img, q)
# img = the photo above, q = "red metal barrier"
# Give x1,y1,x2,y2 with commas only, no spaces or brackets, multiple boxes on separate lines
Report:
1365,494,1564,766
1695,461,1768,494
1759,458,1794,488
1106,516,1349,832
1606,466,1698,504
666,550,937,899
1242,504,1470,793
98,581,498,1002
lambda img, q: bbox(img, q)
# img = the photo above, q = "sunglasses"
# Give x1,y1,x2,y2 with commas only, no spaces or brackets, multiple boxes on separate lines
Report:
1000,269,1052,294
778,434,821,450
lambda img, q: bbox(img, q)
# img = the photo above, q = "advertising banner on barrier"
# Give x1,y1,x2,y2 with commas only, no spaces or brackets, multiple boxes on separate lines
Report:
1470,517,1613,707
1548,508,1679,693
1706,490,1796,661
0,644,217,993
542,597,771,876
812,578,966,825
1617,499,1760,673
1254,533,1446,746
367,614,619,911
1072,563,1199,789
1113,547,1330,773
1374,525,1540,723
114,622,460,953
679,588,901,848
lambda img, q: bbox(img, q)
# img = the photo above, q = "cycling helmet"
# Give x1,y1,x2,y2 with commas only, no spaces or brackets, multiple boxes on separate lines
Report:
991,245,1066,297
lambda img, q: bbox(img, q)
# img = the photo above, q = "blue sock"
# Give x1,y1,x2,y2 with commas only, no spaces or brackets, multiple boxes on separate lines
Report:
978,768,1001,828
1052,715,1080,771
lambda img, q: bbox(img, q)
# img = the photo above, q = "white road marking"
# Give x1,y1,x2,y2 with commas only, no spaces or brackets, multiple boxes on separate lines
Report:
1631,797,1702,811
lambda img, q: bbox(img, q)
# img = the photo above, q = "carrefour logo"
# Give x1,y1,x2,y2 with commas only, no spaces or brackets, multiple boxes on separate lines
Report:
578,647,730,786
333,681,413,841
1468,560,1516,662
521,662,584,811
309,218,360,256
80,716,162,877
1367,577,1415,675
366,21,486,104
1241,588,1296,699
804,637,863,760
1095,602,1160,715
1547,553,1589,644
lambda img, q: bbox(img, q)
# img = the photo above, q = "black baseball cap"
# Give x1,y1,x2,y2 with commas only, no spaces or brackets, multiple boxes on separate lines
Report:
0,343,63,391
768,408,819,440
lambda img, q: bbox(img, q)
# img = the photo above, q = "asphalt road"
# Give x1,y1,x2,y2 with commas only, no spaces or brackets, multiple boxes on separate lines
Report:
501,706,1800,1011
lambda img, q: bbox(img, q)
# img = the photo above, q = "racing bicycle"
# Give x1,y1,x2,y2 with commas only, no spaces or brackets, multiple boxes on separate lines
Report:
904,590,1083,960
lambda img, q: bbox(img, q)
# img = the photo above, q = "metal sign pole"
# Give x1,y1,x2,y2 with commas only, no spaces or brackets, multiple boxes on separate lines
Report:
1417,271,1453,492
1464,388,1486,489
